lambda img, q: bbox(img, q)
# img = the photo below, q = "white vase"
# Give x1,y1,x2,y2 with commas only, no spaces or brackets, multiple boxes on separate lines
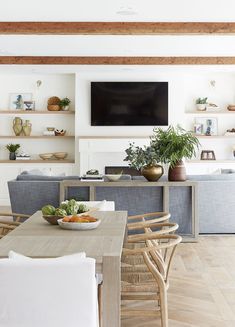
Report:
62,105,69,111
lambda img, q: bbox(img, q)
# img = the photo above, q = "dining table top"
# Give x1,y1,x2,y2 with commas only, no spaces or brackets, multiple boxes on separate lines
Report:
0,211,127,268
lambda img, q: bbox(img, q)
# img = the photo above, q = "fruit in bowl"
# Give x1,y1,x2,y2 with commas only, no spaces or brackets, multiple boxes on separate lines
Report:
62,215,97,223
41,200,90,225
41,205,67,225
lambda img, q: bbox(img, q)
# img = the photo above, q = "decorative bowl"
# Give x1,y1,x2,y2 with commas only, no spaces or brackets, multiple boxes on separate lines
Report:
39,153,54,160
57,218,101,230
47,127,55,131
43,215,64,225
105,174,122,182
53,152,68,160
54,129,66,136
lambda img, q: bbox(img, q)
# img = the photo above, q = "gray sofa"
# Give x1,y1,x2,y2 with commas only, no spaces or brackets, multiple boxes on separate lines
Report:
8,173,235,234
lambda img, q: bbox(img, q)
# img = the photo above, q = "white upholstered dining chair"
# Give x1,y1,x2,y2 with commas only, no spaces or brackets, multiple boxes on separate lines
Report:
0,253,98,327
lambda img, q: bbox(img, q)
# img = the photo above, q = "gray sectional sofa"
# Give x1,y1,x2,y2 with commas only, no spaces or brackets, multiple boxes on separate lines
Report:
8,173,235,234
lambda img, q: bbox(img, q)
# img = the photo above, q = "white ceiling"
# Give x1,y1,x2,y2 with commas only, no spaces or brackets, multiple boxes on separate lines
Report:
1,1,235,58
1,0,235,22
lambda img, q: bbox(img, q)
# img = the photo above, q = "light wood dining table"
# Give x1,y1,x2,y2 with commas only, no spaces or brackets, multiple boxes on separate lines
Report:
0,210,127,327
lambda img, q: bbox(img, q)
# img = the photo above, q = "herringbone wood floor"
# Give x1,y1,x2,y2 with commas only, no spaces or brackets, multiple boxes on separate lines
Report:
121,236,235,327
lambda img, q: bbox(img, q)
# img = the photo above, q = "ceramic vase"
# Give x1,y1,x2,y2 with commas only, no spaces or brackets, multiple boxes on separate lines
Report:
9,152,16,160
13,117,23,136
61,105,69,111
22,120,32,136
168,160,186,181
141,164,164,182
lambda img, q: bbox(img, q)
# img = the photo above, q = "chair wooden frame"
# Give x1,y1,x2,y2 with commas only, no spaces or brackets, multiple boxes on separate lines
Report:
121,234,182,327
121,212,181,327
0,212,29,238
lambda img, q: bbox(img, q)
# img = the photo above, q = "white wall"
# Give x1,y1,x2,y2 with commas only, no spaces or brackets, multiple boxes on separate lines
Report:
1,0,235,21
76,68,235,174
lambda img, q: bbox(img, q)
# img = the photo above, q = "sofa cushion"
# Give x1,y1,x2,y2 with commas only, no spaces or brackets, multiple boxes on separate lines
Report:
187,174,235,181
16,175,80,181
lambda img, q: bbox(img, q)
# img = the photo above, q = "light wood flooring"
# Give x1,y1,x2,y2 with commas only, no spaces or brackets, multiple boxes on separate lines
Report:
121,235,235,327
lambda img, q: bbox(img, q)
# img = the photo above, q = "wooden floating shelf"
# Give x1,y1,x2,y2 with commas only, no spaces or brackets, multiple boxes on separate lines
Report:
186,111,235,114
0,136,74,139
0,110,75,114
0,160,75,164
187,160,235,163
195,135,235,139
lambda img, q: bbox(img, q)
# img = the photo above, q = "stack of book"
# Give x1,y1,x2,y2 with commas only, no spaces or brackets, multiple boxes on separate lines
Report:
16,155,31,160
80,174,104,182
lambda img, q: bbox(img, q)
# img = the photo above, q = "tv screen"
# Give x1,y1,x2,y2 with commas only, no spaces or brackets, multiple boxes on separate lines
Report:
91,82,168,126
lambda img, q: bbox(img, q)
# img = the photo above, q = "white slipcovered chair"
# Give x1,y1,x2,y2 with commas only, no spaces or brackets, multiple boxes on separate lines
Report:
0,252,98,327
77,200,115,211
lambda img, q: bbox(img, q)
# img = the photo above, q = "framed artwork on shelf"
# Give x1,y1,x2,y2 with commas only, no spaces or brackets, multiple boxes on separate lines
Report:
9,93,33,110
194,117,218,136
23,100,35,111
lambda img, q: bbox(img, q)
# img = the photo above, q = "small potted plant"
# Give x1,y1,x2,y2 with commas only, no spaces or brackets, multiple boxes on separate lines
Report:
151,126,200,181
124,143,163,181
60,97,71,111
196,97,208,111
6,143,20,160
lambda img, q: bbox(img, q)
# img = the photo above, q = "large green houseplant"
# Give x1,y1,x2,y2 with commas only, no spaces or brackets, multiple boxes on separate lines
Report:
124,143,163,181
151,125,200,181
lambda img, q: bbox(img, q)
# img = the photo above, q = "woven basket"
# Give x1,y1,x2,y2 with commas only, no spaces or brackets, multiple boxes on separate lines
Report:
47,105,60,111
47,96,61,111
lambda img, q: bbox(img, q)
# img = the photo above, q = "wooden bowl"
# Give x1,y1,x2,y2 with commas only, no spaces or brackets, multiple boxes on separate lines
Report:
39,153,54,160
42,215,64,225
53,152,68,160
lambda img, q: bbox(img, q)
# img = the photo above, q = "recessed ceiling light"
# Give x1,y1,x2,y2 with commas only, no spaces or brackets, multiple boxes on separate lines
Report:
116,6,138,15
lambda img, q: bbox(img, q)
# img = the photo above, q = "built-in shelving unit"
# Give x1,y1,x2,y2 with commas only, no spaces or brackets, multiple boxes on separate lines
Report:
195,135,235,139
0,136,74,139
187,160,235,163
186,110,235,114
0,160,75,164
0,110,75,115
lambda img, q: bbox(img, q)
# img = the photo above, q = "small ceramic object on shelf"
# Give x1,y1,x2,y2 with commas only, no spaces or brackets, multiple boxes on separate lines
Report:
53,152,68,160
22,120,32,136
227,105,235,111
225,128,235,136
206,103,220,112
105,174,122,182
39,153,54,160
47,127,55,131
13,117,23,136
54,129,66,136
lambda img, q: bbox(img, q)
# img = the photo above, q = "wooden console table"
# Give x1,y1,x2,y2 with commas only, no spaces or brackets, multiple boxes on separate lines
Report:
60,180,198,242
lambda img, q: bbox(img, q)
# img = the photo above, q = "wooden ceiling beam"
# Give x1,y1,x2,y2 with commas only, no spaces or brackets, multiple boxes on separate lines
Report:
0,56,235,65
0,22,235,35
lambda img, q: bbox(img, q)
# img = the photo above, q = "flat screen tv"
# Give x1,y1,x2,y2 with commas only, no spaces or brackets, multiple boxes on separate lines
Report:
91,82,168,126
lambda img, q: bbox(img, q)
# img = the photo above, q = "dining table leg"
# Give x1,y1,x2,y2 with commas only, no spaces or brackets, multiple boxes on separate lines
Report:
102,254,121,327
